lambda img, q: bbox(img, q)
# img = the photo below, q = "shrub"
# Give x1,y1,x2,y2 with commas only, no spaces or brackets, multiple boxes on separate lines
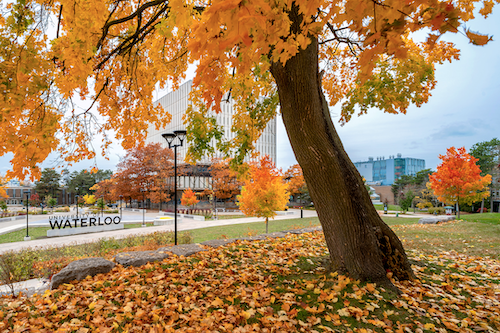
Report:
428,207,445,215
55,206,70,212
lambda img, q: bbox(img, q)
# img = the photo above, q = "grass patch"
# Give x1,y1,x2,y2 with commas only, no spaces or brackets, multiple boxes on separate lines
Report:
190,217,321,243
213,214,247,219
374,204,402,211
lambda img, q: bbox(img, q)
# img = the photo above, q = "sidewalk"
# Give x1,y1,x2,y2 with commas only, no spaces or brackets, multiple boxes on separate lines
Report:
0,209,318,254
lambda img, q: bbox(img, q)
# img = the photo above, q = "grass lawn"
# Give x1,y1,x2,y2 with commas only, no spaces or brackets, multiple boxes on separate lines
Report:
374,204,402,211
0,222,160,244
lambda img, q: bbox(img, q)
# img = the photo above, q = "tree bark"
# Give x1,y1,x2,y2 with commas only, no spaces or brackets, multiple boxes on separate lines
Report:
269,9,414,287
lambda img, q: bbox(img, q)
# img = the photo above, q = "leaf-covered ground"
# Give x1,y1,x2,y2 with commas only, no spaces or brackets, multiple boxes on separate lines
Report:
0,229,499,332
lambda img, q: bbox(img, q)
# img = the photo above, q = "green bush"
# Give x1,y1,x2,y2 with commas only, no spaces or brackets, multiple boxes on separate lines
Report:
55,206,70,212
428,207,445,215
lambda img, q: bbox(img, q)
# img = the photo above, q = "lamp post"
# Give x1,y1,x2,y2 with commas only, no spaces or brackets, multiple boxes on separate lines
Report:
23,190,31,241
162,130,187,245
141,188,146,227
75,195,79,218
119,195,123,219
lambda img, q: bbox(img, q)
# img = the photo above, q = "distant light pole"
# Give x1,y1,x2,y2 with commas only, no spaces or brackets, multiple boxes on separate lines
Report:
162,130,187,245
75,195,79,218
141,188,146,227
119,195,123,219
23,190,31,241
101,195,104,217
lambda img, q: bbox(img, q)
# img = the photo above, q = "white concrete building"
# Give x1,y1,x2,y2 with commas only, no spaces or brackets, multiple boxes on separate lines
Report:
146,80,277,164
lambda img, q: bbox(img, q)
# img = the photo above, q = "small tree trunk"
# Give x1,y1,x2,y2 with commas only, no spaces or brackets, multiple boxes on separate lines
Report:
270,10,414,288
265,217,268,234
456,202,460,219
480,198,484,214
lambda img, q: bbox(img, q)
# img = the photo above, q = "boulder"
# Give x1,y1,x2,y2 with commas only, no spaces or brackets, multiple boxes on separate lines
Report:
50,258,115,290
114,251,170,267
418,216,456,224
201,239,237,248
283,226,323,234
258,232,288,239
157,244,207,257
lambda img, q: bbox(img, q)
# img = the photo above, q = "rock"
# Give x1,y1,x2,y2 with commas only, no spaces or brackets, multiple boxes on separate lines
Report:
418,216,455,224
257,232,287,239
50,258,115,290
201,239,237,248
283,226,323,234
114,251,170,267
236,235,267,242
157,244,206,257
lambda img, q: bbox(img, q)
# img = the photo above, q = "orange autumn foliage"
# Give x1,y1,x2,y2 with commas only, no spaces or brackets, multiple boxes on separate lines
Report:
284,164,305,197
181,188,199,208
209,158,242,203
113,144,175,204
0,0,496,179
429,147,491,211
0,175,8,199
237,156,289,231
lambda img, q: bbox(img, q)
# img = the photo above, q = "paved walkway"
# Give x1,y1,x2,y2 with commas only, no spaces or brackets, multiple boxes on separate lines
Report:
0,209,319,254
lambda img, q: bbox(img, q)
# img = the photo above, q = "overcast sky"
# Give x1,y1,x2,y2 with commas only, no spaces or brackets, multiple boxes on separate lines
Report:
277,10,500,172
1,9,499,177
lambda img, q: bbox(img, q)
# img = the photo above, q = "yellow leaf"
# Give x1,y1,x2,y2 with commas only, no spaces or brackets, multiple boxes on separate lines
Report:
211,297,224,307
424,323,435,330
465,29,493,46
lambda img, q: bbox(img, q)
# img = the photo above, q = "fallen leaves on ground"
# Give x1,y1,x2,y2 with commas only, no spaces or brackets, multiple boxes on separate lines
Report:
0,231,499,332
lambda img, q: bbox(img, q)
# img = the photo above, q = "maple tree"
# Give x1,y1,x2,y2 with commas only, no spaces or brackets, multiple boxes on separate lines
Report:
429,147,491,219
284,164,305,200
83,194,96,206
0,0,497,285
90,179,118,203
181,188,199,208
237,156,289,233
0,175,7,200
209,158,242,207
113,143,175,207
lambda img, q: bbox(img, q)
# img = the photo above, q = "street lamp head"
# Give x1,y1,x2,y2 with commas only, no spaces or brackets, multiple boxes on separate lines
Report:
173,130,187,144
162,133,176,147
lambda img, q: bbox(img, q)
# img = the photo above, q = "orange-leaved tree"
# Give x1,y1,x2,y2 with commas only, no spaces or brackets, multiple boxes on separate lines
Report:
0,175,8,200
113,144,175,208
429,147,492,219
237,156,289,233
284,164,305,203
181,188,199,209
2,0,498,286
209,158,242,208
90,179,117,203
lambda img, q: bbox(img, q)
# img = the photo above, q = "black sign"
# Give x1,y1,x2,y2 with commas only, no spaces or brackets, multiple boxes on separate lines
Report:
48,214,121,229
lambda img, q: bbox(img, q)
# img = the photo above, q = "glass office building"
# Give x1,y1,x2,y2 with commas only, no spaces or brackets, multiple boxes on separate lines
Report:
354,154,425,185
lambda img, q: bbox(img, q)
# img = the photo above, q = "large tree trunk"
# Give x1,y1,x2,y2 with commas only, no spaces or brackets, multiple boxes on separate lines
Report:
269,11,414,287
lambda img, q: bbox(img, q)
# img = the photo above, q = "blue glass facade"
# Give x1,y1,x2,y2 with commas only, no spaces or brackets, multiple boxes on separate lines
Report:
354,155,425,185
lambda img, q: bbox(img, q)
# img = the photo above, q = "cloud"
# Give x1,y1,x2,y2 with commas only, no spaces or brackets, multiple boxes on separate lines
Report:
429,119,489,141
